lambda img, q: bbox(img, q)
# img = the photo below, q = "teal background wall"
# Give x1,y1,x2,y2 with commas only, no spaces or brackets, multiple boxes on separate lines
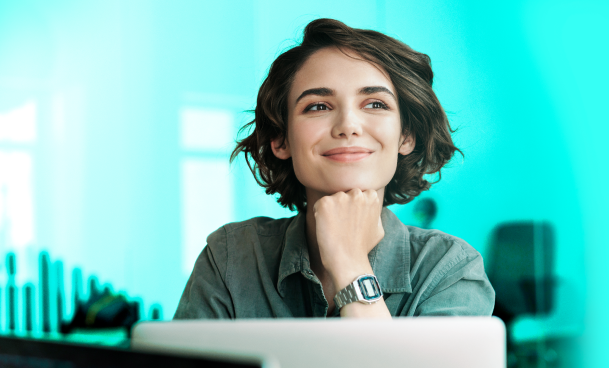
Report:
0,0,607,366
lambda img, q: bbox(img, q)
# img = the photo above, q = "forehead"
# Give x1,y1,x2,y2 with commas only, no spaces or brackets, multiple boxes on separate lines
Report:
289,47,396,103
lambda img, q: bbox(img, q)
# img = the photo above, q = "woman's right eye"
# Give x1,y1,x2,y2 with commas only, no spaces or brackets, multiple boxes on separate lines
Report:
305,103,329,112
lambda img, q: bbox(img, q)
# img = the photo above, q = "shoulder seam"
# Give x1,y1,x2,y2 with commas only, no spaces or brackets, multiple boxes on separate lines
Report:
412,233,479,256
418,242,468,302
223,218,293,237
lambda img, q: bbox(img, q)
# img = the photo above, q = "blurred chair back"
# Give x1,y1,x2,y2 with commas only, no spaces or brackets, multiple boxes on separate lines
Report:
486,221,555,324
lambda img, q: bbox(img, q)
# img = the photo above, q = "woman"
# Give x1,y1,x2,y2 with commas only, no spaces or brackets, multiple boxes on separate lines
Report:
174,18,494,319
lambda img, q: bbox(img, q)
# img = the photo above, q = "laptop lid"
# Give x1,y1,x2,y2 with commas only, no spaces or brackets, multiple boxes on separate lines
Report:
132,317,506,368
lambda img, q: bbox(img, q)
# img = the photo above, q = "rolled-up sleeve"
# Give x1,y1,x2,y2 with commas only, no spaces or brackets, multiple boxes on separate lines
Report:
173,227,234,319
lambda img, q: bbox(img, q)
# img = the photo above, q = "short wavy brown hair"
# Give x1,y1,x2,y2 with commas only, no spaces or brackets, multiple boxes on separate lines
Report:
231,18,461,212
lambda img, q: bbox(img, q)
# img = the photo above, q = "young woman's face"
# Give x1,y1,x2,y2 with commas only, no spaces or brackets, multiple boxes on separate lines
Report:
273,47,414,198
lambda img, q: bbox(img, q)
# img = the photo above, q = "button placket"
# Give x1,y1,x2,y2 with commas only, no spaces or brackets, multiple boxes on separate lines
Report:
302,270,329,317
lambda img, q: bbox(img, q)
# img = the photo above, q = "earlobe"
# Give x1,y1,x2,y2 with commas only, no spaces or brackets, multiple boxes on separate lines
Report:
271,137,292,160
398,134,415,156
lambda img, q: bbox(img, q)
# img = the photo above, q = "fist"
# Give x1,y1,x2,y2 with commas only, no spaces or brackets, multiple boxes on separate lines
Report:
313,189,384,280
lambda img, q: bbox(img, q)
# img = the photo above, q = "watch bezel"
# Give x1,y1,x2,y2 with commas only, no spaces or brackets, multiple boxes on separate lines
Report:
354,274,383,304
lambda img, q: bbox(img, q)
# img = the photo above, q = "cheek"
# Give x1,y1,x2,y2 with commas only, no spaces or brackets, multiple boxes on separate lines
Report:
289,119,326,154
287,120,322,181
369,117,403,150
368,118,402,182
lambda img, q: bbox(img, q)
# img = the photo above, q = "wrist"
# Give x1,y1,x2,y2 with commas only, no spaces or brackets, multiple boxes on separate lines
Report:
329,262,374,291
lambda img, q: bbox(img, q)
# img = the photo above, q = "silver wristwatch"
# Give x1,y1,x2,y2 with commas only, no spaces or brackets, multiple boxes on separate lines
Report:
333,274,383,310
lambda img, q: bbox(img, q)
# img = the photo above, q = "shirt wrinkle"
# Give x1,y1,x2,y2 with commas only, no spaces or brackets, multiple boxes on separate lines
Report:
173,208,495,319
420,249,467,303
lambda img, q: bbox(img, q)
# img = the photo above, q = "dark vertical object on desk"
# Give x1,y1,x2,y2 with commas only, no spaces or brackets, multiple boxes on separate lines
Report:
133,300,141,322
40,252,51,333
23,283,34,332
8,287,16,331
7,252,17,331
88,276,99,298
55,261,65,331
149,304,163,320
72,268,83,306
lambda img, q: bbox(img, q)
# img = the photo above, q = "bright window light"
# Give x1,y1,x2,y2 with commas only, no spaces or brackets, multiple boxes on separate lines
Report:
0,101,37,143
0,151,35,248
180,158,232,274
180,108,234,151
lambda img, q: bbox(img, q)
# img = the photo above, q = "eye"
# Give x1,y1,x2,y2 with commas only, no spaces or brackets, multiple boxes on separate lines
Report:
364,101,389,110
304,103,330,112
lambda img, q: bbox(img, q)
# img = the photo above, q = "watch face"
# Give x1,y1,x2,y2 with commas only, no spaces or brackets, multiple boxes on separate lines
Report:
357,276,381,301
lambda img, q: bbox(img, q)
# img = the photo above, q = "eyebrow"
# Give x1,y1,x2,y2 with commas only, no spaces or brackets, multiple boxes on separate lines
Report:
295,87,334,104
358,86,396,101
295,86,396,104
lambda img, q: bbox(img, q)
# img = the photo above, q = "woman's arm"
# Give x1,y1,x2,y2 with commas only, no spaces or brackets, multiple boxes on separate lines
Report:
312,189,392,319
174,228,235,319
412,250,495,316
330,263,392,318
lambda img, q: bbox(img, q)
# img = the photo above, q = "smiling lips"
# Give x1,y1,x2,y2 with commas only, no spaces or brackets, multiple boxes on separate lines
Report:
322,146,374,162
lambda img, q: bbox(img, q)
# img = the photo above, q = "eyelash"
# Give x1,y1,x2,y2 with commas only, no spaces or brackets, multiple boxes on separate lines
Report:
303,100,390,113
365,101,389,110
304,103,331,112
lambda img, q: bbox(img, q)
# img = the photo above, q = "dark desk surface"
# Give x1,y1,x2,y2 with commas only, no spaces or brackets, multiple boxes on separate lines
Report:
0,333,260,368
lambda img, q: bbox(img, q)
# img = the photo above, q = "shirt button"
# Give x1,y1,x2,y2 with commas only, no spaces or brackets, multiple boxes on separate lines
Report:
306,270,314,276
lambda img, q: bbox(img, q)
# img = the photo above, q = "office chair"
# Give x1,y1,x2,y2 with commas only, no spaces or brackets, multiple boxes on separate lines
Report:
485,221,555,325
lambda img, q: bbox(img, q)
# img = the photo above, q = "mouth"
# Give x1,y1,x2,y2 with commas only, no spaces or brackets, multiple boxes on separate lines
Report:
321,146,374,162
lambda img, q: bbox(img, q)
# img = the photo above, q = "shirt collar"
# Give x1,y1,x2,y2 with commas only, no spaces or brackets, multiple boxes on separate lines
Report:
277,207,412,297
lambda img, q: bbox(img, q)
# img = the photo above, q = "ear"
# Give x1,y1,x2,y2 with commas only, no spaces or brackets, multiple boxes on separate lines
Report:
398,133,415,156
271,136,292,160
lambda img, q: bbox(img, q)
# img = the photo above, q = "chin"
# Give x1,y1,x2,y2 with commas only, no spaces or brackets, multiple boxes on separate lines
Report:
295,166,393,195
321,179,386,194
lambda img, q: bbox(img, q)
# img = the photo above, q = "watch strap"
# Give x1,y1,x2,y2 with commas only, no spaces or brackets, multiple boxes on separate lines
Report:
334,282,359,310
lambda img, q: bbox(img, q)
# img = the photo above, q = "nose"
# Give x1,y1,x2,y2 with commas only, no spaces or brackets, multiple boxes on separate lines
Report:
331,107,363,139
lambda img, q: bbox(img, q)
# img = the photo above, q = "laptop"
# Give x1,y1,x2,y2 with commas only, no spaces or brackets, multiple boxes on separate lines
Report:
132,317,506,368
0,334,266,368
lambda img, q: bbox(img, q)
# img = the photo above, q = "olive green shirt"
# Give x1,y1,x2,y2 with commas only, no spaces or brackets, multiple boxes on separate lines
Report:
174,208,495,319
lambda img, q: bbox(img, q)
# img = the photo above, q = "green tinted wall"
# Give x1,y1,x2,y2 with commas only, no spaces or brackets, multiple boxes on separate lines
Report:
0,0,607,366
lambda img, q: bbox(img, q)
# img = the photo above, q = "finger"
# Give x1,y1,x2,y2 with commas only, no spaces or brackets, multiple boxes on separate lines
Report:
313,198,321,213
364,189,378,200
350,188,363,196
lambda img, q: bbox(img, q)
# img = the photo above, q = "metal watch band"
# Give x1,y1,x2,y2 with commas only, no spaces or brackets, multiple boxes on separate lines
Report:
334,282,359,310
333,274,382,310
